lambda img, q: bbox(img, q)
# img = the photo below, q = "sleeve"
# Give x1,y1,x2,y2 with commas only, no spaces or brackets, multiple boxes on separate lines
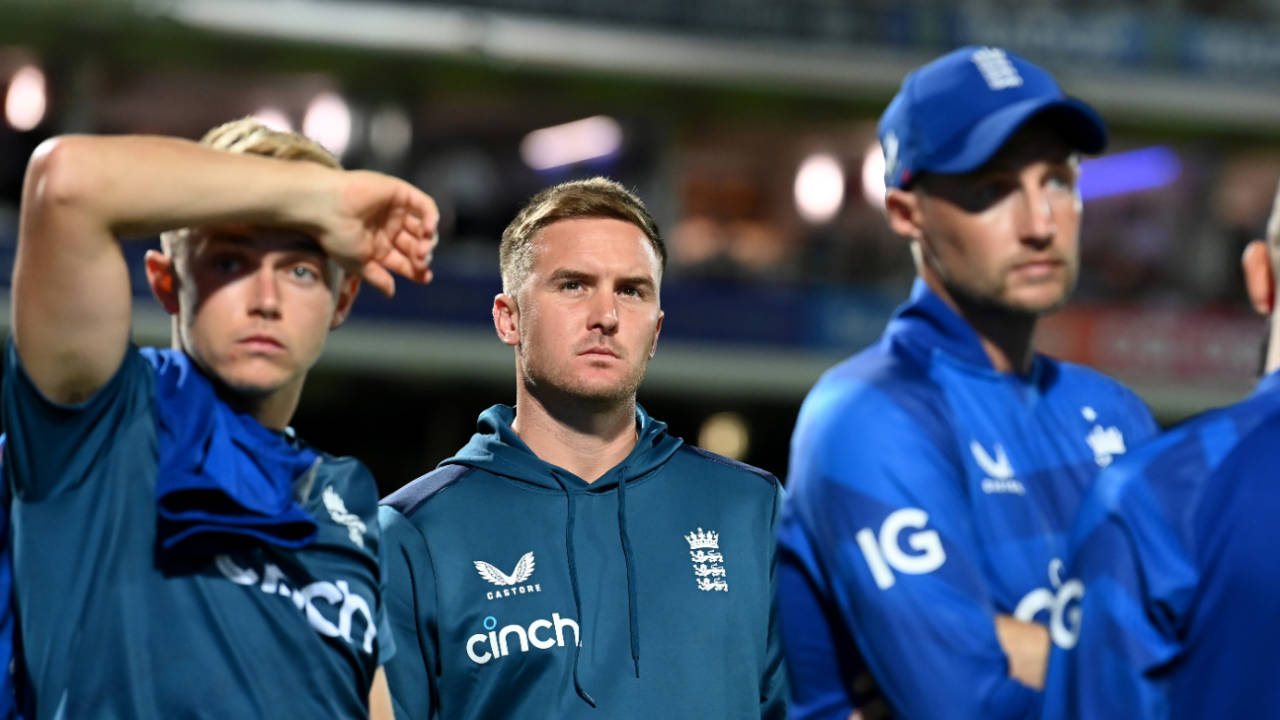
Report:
1,339,152,501
1042,462,1195,720
761,481,788,720
778,382,1040,720
378,505,439,720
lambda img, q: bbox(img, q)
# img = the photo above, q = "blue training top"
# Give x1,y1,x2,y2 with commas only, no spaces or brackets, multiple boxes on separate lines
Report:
1,344,392,720
379,404,787,720
1044,370,1280,719
777,279,1159,720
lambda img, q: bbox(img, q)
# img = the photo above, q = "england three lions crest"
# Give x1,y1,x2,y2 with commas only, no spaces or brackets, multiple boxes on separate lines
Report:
685,527,728,592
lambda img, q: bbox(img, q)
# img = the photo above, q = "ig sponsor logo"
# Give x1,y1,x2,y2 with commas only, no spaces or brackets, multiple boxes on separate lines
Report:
856,508,947,590
1014,558,1085,649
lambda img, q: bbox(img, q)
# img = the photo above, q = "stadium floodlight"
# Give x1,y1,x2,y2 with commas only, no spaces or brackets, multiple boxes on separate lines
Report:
520,115,622,171
698,411,750,461
1079,146,1182,201
303,91,353,158
369,105,412,162
251,106,294,133
794,152,844,224
5,64,47,132
860,141,887,211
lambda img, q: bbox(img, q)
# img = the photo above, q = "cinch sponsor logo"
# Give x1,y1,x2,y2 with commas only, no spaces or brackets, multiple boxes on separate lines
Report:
465,613,580,666
856,508,947,590
216,554,377,654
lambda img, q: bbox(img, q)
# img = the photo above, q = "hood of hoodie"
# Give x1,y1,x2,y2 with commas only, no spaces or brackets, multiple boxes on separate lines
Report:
442,404,684,491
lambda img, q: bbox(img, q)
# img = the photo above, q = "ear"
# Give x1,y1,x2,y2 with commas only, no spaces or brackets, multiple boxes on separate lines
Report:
329,274,361,329
144,249,180,316
493,293,519,346
649,309,664,358
1242,239,1274,316
884,188,924,242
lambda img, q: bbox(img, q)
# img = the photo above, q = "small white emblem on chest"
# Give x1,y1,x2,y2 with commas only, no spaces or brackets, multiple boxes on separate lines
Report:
1081,406,1127,467
322,485,366,548
685,528,728,592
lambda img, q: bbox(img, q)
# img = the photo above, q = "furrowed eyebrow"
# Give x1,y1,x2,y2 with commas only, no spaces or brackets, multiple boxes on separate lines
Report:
547,269,595,284
617,275,656,291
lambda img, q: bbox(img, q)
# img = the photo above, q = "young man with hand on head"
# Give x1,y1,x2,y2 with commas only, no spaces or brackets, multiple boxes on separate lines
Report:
1043,181,1280,719
776,46,1159,719
3,118,436,719
379,177,786,719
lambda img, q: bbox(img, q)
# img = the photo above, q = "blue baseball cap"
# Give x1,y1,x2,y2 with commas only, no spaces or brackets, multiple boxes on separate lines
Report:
878,46,1107,189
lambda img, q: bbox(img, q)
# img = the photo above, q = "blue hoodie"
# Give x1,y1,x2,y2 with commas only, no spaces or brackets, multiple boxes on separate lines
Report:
379,404,787,719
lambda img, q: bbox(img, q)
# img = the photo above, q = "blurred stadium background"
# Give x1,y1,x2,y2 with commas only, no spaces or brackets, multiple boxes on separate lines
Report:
1,0,1277,492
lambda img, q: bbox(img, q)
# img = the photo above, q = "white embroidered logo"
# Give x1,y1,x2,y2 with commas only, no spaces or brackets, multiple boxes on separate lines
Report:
685,528,728,592
971,440,1026,495
1081,406,1127,467
882,130,900,184
322,485,366,548
971,47,1023,90
474,552,536,587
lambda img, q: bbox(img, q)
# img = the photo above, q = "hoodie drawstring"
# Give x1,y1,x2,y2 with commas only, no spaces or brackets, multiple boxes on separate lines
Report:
616,465,640,678
552,472,596,708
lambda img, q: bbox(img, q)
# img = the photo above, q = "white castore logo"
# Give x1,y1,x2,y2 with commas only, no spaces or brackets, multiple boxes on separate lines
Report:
322,485,366,548
474,552,542,601
971,47,1023,90
972,440,1026,495
475,552,535,586
1013,558,1085,649
856,508,947,590
685,528,728,592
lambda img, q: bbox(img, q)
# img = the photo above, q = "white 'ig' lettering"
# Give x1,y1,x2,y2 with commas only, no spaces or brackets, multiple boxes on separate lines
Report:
856,508,947,590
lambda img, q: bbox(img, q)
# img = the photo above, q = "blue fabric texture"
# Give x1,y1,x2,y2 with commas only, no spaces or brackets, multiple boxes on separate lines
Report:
143,348,318,559
1043,369,1280,719
0,436,16,720
778,279,1159,720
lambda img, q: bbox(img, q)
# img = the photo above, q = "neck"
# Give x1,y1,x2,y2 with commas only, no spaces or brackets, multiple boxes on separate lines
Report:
511,381,639,484
213,371,305,431
1265,314,1280,376
924,275,1037,374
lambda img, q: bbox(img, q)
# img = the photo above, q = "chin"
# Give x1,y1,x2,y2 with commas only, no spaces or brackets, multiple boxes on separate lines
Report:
209,362,294,399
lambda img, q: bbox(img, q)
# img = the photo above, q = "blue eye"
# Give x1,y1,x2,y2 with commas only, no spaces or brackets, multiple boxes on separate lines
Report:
291,265,319,282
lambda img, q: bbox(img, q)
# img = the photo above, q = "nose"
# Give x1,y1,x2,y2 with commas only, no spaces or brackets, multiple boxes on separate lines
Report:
248,264,282,319
588,291,619,335
1015,183,1056,249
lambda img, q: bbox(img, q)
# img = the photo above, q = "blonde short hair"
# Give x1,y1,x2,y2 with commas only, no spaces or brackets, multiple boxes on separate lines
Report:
499,177,665,295
160,117,340,254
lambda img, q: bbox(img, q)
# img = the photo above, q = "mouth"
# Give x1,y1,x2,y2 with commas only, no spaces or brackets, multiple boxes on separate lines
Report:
1010,258,1065,279
238,335,286,353
579,347,620,359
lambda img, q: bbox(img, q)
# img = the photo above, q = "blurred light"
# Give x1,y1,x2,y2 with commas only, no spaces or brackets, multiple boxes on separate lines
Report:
520,115,622,171
303,91,353,157
368,105,412,162
861,141,887,210
794,152,844,224
5,64,47,132
697,412,750,461
252,106,293,133
1079,146,1181,201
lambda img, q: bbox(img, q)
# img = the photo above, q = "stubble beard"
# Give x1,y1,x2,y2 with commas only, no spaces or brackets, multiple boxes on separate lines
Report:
519,350,651,412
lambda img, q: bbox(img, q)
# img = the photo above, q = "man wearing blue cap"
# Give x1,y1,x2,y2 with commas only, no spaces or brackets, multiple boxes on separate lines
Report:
3,119,436,718
776,46,1159,719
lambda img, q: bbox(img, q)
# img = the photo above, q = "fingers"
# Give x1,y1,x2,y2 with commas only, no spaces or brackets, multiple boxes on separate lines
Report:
361,261,396,298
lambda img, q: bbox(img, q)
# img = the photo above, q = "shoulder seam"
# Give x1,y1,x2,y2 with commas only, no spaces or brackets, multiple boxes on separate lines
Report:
380,464,474,517
678,445,779,488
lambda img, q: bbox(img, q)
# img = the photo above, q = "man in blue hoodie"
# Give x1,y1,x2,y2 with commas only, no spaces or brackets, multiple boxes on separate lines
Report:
1041,182,1280,719
777,47,1159,719
380,177,787,719
3,119,436,718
